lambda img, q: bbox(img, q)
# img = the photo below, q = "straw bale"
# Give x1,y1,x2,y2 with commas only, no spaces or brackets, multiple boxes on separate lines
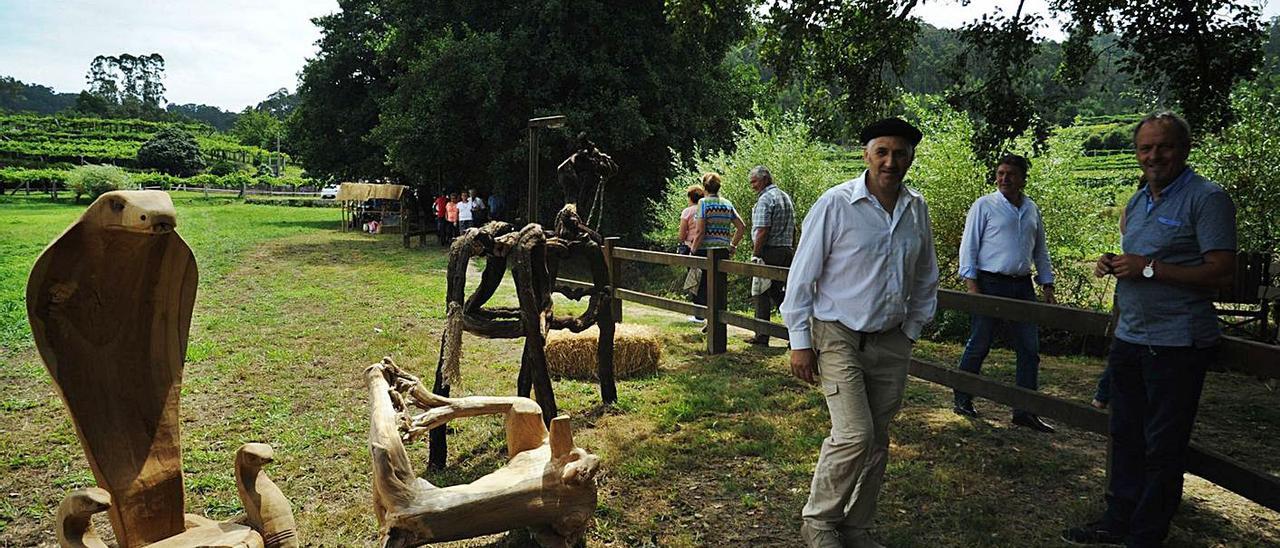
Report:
546,323,661,380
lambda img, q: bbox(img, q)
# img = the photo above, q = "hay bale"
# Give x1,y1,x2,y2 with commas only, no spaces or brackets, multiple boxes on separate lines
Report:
545,323,661,380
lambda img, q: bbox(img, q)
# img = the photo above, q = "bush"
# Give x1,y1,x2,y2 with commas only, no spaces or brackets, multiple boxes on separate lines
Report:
1194,78,1280,257
650,107,843,254
66,165,130,201
207,158,246,176
137,127,205,177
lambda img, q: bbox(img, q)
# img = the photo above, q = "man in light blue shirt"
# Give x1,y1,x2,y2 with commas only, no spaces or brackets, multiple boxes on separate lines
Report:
952,154,1056,433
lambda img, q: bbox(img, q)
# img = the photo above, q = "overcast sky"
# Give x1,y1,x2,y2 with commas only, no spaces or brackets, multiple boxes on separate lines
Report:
0,1,1275,112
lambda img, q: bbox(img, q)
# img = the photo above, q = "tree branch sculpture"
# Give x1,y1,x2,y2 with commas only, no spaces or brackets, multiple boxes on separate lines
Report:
365,358,600,547
428,140,619,469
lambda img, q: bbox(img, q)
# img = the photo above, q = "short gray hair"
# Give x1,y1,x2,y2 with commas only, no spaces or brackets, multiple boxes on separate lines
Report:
748,165,772,185
1133,111,1192,147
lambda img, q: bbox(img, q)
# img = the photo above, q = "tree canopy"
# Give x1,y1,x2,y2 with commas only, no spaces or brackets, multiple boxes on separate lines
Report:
289,0,758,238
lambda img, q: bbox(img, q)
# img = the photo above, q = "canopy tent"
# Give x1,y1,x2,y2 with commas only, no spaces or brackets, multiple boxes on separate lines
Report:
338,183,409,233
336,183,407,202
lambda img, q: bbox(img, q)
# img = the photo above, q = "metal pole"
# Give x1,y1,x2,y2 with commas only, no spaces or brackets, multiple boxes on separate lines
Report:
528,127,538,225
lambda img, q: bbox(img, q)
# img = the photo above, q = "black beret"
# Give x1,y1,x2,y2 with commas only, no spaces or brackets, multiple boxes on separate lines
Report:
860,117,923,146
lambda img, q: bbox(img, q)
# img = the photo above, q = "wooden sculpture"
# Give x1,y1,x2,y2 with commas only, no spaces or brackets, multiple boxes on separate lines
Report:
366,357,600,547
428,138,619,468
26,190,297,548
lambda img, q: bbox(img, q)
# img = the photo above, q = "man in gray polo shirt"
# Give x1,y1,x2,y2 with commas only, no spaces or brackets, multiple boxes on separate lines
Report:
1064,112,1236,547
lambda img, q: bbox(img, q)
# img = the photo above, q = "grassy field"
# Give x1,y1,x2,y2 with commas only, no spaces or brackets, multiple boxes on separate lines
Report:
1,194,1277,546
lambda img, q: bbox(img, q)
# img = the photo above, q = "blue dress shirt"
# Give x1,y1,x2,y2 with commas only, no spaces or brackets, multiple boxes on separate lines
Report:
958,191,1054,285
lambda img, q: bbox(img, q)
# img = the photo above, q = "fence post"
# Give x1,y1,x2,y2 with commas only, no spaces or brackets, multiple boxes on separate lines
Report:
706,247,728,355
603,237,623,323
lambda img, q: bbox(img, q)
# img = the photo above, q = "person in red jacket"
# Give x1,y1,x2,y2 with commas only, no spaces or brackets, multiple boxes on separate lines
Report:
433,193,449,246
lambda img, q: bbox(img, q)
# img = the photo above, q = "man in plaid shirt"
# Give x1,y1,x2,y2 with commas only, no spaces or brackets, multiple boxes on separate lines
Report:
746,165,796,345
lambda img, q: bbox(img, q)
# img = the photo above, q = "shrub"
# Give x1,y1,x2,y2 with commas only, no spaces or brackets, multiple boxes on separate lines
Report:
650,107,843,255
137,127,205,177
207,158,246,176
66,165,130,201
1194,78,1280,257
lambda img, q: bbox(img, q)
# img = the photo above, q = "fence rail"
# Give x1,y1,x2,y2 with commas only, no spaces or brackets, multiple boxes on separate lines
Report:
559,241,1280,513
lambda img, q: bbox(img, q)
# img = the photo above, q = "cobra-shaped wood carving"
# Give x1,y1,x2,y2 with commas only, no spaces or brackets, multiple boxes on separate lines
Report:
427,139,620,469
27,191,297,548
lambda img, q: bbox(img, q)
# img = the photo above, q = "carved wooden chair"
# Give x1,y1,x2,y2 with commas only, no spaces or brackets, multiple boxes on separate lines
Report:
26,191,297,548
365,357,600,547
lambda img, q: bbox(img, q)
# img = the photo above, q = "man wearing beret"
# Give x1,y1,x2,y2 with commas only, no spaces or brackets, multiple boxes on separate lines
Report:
782,117,939,548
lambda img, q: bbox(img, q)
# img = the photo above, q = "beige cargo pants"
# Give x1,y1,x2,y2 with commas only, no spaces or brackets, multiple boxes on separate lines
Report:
801,319,912,533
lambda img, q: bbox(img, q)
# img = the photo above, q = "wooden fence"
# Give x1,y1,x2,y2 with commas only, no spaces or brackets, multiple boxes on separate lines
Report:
563,238,1280,513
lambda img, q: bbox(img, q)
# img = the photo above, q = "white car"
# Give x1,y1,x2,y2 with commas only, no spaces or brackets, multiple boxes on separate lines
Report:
320,184,339,199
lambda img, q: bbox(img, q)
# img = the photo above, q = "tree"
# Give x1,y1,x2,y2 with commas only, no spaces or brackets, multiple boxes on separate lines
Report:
83,53,169,118
166,103,238,131
761,0,921,141
292,0,757,239
286,0,394,183
1053,0,1264,133
232,108,282,149
946,3,1048,162
255,88,298,119
137,127,205,177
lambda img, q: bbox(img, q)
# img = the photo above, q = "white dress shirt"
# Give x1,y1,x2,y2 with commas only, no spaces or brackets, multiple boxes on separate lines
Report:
958,191,1054,285
456,199,474,222
781,171,939,349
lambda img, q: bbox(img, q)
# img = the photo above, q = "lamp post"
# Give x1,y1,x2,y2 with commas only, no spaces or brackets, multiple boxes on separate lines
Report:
527,115,567,225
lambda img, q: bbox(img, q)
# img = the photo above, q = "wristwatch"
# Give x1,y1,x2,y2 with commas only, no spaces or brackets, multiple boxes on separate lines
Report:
1142,259,1156,279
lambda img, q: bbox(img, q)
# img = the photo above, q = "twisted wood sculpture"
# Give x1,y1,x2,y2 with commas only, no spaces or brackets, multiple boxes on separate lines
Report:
428,141,620,469
366,358,600,547
27,191,297,548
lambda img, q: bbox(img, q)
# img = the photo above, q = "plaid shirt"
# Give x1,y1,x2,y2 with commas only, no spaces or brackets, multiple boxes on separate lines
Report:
751,184,795,247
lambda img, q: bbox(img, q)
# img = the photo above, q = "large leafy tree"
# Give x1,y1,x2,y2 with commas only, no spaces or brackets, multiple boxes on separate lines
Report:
232,108,283,150
286,0,395,183
291,0,756,238
946,3,1047,162
137,127,204,177
1053,0,1264,133
761,0,922,141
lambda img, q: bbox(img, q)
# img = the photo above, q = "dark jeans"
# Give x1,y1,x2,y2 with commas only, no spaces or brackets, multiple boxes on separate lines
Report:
693,248,708,319
1103,339,1211,548
1094,365,1112,404
752,245,793,341
954,272,1040,416
435,218,449,245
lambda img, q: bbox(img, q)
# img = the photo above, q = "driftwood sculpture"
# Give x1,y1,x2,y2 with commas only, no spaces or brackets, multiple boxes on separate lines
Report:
366,358,600,547
26,191,297,548
428,138,620,468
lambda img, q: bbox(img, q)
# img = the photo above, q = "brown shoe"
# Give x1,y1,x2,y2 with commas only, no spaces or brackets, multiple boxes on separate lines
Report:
800,522,843,548
839,527,886,548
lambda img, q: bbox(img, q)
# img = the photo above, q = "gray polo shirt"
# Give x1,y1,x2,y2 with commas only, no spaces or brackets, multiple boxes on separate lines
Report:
1114,168,1236,347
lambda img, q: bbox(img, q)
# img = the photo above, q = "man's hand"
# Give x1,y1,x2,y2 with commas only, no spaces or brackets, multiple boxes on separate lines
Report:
1095,253,1116,278
964,278,980,294
1110,253,1149,279
1042,284,1057,305
790,348,819,385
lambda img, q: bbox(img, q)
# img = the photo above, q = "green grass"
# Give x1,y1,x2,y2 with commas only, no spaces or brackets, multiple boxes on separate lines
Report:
1,195,1276,546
